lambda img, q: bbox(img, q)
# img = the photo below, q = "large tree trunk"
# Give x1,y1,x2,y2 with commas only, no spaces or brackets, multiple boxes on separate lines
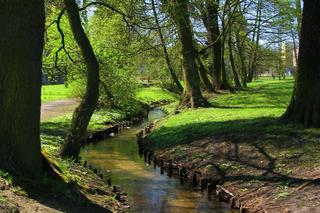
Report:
282,1,320,127
61,0,99,158
166,0,208,108
205,0,222,90
151,0,183,93
0,0,44,175
196,56,215,92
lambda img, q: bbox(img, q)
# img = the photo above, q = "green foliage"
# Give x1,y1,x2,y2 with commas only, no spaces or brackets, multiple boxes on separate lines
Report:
89,7,140,110
0,170,13,185
44,3,80,83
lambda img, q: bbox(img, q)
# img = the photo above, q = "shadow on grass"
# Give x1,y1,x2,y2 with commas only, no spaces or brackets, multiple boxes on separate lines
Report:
151,117,309,149
41,121,69,137
151,116,320,186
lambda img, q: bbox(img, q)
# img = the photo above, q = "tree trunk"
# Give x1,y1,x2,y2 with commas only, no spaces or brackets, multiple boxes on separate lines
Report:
220,36,235,93
228,31,241,88
295,0,302,39
0,0,44,175
282,1,320,127
165,0,208,108
205,0,222,90
151,0,183,93
61,0,99,158
235,30,247,87
248,0,262,83
196,56,215,92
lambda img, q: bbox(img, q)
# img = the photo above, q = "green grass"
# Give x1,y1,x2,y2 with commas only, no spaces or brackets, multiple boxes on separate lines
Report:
150,78,298,148
40,85,178,153
41,109,129,153
135,86,179,105
42,84,73,103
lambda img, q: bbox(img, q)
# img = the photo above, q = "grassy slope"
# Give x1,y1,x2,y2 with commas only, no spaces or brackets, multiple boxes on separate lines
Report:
150,78,320,211
150,78,297,148
41,84,73,102
135,86,178,105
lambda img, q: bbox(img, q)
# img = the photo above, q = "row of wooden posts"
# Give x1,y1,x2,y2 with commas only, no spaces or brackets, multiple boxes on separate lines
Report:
136,125,249,213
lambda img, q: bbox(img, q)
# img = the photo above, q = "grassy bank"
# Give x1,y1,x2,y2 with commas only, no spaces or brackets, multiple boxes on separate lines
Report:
40,85,179,156
42,84,73,102
150,78,320,211
136,86,179,105
150,78,295,148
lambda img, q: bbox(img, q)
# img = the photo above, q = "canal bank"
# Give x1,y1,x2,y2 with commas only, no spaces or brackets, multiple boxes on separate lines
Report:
81,108,234,212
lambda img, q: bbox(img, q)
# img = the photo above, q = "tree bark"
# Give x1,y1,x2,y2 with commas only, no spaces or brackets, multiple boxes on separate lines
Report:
235,30,247,87
228,31,241,88
205,0,222,90
295,0,302,39
282,1,320,127
61,0,99,157
196,56,215,92
151,0,183,93
0,0,44,175
163,0,208,108
248,0,262,83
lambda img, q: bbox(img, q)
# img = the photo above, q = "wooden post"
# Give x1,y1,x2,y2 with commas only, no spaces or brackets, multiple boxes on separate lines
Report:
143,151,148,162
153,156,157,169
192,173,198,187
207,183,213,200
160,160,164,174
168,160,173,178
148,152,153,165
179,168,184,185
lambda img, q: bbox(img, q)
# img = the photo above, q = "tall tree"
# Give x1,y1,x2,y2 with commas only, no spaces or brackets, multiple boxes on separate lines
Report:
151,0,183,93
162,0,208,108
227,29,241,88
248,0,262,82
0,0,44,174
282,1,320,127
204,0,223,90
60,0,100,157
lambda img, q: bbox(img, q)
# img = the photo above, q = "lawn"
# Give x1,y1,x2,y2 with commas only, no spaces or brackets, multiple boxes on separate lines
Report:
135,86,179,105
41,84,73,102
150,78,298,148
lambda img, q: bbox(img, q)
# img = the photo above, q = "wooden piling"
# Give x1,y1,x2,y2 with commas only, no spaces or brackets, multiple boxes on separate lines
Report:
160,160,164,174
168,160,173,178
192,173,198,187
207,183,213,200
153,157,157,169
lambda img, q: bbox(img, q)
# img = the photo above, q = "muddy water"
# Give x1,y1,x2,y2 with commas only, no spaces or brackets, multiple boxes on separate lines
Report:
80,108,233,213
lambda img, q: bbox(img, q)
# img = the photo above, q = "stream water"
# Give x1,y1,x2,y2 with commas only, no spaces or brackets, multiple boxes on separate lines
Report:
80,108,233,212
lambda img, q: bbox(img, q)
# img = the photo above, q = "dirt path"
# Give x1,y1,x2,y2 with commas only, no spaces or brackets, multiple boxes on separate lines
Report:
41,99,78,122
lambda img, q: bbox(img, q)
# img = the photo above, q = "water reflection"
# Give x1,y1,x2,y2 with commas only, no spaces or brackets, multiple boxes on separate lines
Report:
81,108,233,212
